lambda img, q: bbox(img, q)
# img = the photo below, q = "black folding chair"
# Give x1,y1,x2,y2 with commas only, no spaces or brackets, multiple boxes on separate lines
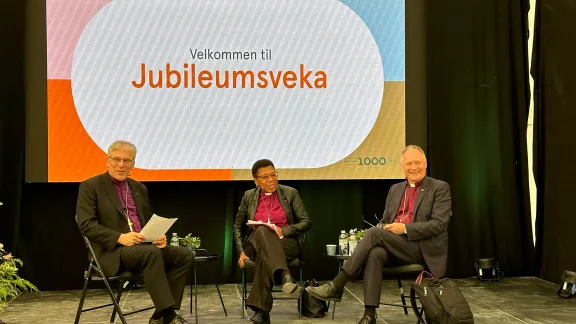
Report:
74,235,155,324
74,213,155,324
380,264,425,323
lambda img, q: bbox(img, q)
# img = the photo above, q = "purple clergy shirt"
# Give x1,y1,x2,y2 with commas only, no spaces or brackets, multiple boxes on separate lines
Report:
109,174,142,232
254,191,288,227
394,179,424,225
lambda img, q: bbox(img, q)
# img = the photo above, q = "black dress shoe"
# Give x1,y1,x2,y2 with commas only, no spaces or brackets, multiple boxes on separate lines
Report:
305,281,343,302
357,315,376,324
247,310,270,324
281,274,298,295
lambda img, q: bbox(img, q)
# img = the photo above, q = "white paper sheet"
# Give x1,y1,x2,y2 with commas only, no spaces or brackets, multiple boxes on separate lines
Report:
140,214,178,242
247,220,277,231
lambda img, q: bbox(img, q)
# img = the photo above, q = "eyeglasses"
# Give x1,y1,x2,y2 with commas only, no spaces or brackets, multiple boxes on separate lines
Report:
108,156,134,165
403,161,424,167
255,172,279,180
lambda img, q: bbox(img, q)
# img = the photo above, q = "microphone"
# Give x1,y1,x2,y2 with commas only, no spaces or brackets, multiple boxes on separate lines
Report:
362,214,376,227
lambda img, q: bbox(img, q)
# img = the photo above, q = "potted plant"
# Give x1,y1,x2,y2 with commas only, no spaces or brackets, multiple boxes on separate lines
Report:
355,229,367,241
0,243,38,322
179,233,201,251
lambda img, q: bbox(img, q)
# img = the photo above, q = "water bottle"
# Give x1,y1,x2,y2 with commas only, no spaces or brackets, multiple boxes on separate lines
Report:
170,233,180,247
338,230,348,256
348,232,358,256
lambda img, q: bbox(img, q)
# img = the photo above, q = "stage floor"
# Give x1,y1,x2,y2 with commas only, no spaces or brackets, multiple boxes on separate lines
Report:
1,277,574,323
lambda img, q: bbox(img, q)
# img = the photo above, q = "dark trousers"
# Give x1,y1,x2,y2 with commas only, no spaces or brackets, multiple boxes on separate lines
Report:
118,245,194,311
244,226,300,312
342,227,424,307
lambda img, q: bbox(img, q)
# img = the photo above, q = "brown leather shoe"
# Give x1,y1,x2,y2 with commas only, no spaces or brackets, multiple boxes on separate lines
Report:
305,281,343,302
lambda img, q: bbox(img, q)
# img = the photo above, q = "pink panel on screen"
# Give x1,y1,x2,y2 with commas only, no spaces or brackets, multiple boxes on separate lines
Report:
47,0,112,79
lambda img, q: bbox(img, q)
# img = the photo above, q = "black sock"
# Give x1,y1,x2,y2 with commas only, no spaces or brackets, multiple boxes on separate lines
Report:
364,306,376,318
332,271,351,292
161,307,177,324
151,310,163,320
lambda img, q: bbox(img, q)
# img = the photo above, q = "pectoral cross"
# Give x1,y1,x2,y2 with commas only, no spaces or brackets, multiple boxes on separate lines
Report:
126,212,134,232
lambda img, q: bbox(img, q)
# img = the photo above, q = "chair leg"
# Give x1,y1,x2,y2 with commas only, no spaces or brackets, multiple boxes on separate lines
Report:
241,268,247,319
332,301,337,320
298,267,303,318
194,266,198,324
102,277,128,324
417,306,425,324
215,283,227,316
397,279,408,315
110,281,126,323
74,275,91,324
190,265,194,314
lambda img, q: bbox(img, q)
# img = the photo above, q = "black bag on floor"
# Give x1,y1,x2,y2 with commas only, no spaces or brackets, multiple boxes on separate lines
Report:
298,279,328,318
410,271,474,324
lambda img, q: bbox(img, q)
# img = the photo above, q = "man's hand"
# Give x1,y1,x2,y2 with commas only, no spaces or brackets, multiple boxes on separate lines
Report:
153,235,167,248
238,252,250,268
384,223,406,235
275,226,284,238
118,232,146,246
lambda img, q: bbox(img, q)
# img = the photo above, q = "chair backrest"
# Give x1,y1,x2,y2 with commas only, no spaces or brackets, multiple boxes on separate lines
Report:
75,215,94,258
75,214,108,277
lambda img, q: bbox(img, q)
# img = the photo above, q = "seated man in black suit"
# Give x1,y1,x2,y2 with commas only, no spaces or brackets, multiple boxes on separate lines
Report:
76,140,194,324
306,145,452,324
234,159,312,324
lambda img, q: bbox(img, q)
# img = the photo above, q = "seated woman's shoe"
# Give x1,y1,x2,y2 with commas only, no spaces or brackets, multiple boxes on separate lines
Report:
357,315,376,324
281,274,298,295
247,310,270,324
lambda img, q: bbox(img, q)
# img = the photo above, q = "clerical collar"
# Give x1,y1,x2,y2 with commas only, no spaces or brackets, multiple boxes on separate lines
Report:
407,178,425,188
260,190,276,197
108,173,127,185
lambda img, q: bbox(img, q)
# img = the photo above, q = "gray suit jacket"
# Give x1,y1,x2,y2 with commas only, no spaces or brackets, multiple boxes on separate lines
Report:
380,176,452,277
233,184,312,255
76,172,153,276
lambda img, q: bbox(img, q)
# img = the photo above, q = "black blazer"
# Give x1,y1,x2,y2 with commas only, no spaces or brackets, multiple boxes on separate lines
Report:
380,176,452,277
76,172,153,276
233,184,312,255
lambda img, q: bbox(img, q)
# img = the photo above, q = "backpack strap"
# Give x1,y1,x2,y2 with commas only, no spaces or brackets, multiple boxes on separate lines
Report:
415,271,436,284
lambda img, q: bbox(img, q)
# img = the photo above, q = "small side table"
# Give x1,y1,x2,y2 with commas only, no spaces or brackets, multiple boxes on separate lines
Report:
190,249,227,324
324,254,350,319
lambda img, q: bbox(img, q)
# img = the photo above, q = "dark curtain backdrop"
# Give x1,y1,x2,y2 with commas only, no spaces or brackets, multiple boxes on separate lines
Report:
532,0,576,284
0,0,25,254
17,180,392,290
2,0,539,291
425,0,534,277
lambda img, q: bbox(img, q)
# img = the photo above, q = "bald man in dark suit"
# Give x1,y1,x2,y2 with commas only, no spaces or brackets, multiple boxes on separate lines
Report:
306,145,452,324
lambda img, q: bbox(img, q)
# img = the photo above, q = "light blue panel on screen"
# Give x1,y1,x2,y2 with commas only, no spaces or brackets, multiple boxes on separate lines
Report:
339,0,405,81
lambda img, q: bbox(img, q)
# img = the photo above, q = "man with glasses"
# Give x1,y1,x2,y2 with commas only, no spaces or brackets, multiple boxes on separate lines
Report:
76,140,193,324
233,159,312,324
306,145,452,324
